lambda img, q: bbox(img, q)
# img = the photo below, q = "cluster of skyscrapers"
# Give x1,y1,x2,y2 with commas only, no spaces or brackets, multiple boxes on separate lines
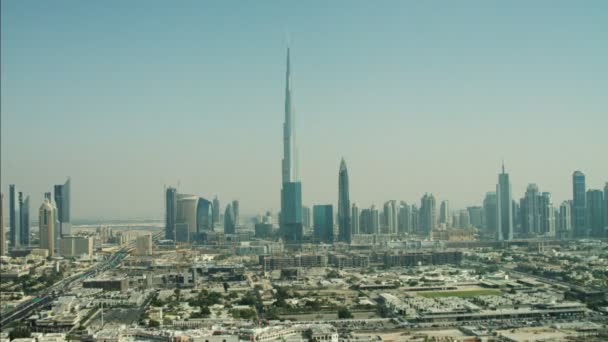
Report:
0,178,71,256
164,187,239,243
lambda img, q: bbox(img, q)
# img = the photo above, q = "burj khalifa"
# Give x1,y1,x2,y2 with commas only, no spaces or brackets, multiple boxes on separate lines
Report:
280,47,303,242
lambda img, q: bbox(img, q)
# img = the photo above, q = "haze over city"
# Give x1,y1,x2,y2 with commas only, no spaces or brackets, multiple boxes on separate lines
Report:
2,1,607,219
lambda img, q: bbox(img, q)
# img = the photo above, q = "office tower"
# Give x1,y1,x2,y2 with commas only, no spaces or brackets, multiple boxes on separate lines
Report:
19,192,30,246
521,184,542,236
177,194,198,235
0,193,5,256
496,164,513,241
558,201,572,239
512,200,521,234
196,198,213,232
604,183,608,230
302,206,311,229
483,192,497,237
224,203,236,234
45,192,60,250
338,158,351,243
9,185,20,248
383,200,398,234
458,210,470,228
136,234,153,256
398,202,412,234
359,209,371,234
587,189,605,238
439,200,449,226
54,177,71,236
313,205,334,243
165,187,177,240
232,200,240,227
280,47,303,242
212,196,220,228
572,171,587,237
58,236,93,257
370,205,380,234
419,194,436,235
39,199,55,257
540,192,556,237
467,206,483,228
351,203,360,235
410,205,419,234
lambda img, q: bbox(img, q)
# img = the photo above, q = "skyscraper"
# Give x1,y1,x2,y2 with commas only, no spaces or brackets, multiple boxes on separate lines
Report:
9,185,20,248
419,194,436,236
398,202,412,234
280,47,303,242
351,203,360,235
224,203,236,234
540,192,556,237
467,206,483,228
0,193,5,256
197,198,213,232
39,199,55,257
165,187,177,240
19,192,30,246
302,206,311,229
232,200,240,227
383,200,398,234
439,200,450,226
521,184,542,236
54,177,71,236
410,205,419,234
483,192,497,238
338,158,351,243
496,163,513,241
370,205,380,234
586,189,605,238
177,194,198,235
212,196,220,228
45,192,60,248
313,204,334,243
558,201,572,239
572,171,587,237
604,183,608,231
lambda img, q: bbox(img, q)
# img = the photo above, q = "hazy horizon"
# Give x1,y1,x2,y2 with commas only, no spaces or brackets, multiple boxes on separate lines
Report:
2,1,607,220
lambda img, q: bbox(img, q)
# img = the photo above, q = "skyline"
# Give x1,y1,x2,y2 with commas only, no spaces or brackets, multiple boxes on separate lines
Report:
2,1,608,219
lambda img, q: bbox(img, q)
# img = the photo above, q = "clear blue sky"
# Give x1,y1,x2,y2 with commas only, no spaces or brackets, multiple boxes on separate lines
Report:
2,1,607,219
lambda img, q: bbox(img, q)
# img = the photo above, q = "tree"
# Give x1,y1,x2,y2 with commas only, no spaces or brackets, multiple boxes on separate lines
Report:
148,319,160,328
337,307,353,319
223,282,230,293
200,305,211,317
174,288,181,301
9,325,31,339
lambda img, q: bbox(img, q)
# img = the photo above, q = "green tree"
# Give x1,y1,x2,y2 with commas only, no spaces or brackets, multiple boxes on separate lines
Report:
148,319,160,328
337,307,353,319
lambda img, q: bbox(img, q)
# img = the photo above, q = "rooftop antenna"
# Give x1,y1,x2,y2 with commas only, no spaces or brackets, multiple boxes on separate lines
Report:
501,158,505,173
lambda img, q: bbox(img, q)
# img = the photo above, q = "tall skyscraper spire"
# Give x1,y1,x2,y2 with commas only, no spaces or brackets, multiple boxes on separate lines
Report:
280,46,303,242
282,46,297,183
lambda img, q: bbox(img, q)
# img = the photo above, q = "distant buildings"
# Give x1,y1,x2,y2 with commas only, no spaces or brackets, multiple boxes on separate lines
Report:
521,184,541,236
351,203,360,235
313,205,334,244
135,234,153,256
383,200,398,234
54,177,71,236
19,191,30,246
496,164,513,241
224,203,237,234
9,185,20,247
197,198,213,232
483,192,497,238
212,196,220,228
302,206,311,229
558,201,573,239
39,198,55,257
338,158,351,243
177,194,198,237
572,171,587,237
540,192,556,237
467,206,483,228
439,200,449,226
398,202,412,234
58,236,93,257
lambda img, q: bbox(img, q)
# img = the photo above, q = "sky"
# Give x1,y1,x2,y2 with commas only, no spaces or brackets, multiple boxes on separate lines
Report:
1,1,607,220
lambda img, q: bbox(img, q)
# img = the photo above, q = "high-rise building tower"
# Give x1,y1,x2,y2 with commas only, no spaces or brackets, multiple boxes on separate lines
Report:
587,189,605,238
338,158,351,243
165,187,177,240
280,47,303,242
439,200,450,226
224,203,236,235
521,184,542,236
54,177,71,236
45,192,60,248
177,194,198,235
313,204,334,243
9,185,20,248
302,206,311,229
0,193,5,256
383,200,398,234
39,199,55,257
604,183,608,231
419,194,436,236
572,171,587,237
467,206,483,228
197,198,213,232
483,192,497,238
558,200,572,239
351,203,360,235
136,234,153,256
370,205,380,234
19,192,30,246
398,202,412,234
232,200,240,227
540,192,556,237
496,163,513,241
212,196,220,228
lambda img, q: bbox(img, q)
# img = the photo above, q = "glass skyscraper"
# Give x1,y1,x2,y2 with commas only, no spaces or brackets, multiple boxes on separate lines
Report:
313,204,334,243
572,171,587,237
54,177,71,237
338,158,351,244
496,164,513,241
165,187,177,240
